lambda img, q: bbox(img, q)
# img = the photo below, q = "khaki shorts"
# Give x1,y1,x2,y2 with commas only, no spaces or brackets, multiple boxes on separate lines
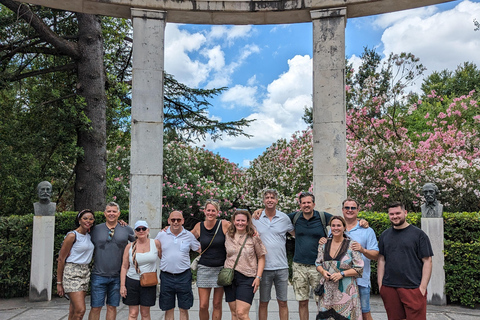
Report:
292,262,321,301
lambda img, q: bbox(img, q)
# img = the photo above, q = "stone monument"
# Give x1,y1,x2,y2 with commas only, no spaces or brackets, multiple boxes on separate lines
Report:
420,182,446,305
29,181,56,301
421,182,443,218
33,181,56,216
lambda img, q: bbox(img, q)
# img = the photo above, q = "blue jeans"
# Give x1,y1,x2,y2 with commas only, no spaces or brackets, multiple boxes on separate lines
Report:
358,285,371,313
90,274,121,308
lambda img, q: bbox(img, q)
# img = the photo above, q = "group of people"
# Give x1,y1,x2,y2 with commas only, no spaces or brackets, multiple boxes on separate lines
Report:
57,191,434,320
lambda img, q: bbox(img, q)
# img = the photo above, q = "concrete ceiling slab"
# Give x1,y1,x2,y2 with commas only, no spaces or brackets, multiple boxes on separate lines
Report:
20,0,454,24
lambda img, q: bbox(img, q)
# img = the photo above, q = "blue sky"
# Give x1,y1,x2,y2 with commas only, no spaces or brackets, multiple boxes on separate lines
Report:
163,0,480,167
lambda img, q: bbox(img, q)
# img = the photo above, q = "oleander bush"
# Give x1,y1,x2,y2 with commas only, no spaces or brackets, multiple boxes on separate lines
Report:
1,211,479,307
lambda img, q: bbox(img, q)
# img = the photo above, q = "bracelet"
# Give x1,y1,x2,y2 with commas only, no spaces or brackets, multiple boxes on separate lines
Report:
57,282,62,284
256,275,262,280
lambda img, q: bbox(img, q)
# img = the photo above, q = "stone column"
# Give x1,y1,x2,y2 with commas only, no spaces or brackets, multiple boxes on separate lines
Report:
130,9,166,236
310,8,347,216
421,218,447,305
29,216,55,301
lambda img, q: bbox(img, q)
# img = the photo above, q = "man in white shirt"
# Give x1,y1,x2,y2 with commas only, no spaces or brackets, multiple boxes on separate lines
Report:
155,211,200,320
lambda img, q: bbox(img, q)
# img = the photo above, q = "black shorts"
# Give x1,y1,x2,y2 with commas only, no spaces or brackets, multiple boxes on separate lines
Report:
224,271,255,305
122,276,157,307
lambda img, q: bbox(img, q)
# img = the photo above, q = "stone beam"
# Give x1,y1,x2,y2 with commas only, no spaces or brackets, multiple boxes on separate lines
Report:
21,0,454,22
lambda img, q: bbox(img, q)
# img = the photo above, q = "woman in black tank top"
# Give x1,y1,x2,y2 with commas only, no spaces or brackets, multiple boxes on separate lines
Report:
191,200,231,320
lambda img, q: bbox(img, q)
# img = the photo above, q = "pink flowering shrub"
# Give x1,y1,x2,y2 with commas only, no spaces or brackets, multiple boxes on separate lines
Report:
107,137,244,227
244,92,479,213
347,89,480,212
161,138,244,227
242,130,313,213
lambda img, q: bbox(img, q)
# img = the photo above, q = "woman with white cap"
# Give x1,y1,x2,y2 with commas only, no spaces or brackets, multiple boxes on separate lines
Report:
120,220,162,320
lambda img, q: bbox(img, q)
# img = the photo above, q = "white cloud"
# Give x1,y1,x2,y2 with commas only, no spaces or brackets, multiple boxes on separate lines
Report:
242,159,252,167
221,85,258,108
205,44,261,89
202,45,225,71
379,0,480,86
373,6,438,29
201,54,312,150
208,25,253,44
165,24,260,89
347,54,363,74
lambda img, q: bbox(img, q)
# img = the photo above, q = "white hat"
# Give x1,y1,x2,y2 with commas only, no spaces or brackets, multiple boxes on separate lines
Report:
134,220,149,229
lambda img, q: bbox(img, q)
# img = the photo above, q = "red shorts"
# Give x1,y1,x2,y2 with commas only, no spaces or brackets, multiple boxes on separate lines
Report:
379,285,427,320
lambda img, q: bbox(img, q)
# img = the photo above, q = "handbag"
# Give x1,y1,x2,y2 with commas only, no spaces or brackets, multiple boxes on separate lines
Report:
140,272,158,287
191,221,222,271
217,235,248,286
314,283,324,296
190,255,200,271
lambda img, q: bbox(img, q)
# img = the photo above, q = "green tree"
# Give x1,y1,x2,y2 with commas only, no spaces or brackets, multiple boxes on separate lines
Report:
0,2,252,215
303,48,425,126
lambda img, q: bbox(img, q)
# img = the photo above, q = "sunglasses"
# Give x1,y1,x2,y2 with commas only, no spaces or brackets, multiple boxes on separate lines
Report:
170,218,182,223
107,228,115,241
206,199,219,203
135,227,147,232
343,206,357,210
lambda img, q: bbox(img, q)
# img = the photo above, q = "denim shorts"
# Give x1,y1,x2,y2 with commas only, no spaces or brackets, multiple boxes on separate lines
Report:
90,274,121,308
358,285,371,313
259,269,289,302
159,269,193,311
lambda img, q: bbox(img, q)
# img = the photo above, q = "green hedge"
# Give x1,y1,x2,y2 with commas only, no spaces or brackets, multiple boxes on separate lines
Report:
0,211,129,298
1,211,479,307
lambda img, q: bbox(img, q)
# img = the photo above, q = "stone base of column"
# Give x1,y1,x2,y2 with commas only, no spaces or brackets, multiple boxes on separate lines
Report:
421,218,446,305
29,216,55,301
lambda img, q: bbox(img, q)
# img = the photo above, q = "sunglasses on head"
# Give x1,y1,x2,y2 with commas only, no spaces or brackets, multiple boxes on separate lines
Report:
343,206,357,210
170,218,182,223
135,227,147,232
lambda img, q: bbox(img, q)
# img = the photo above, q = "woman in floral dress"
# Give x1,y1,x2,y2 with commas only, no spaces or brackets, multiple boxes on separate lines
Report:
315,216,364,320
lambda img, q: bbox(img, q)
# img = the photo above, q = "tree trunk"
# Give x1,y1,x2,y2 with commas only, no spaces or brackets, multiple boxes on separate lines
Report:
74,13,107,211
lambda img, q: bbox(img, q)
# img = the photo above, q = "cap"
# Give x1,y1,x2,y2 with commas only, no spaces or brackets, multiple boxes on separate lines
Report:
134,220,149,229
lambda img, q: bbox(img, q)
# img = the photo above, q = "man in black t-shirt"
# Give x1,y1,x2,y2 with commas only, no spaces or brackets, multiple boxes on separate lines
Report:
377,201,433,320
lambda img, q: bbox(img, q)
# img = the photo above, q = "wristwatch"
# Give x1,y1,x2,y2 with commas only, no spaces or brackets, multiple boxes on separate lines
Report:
256,275,262,280
340,271,345,277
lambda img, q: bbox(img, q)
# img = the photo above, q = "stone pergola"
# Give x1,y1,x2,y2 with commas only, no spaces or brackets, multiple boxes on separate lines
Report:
23,0,452,226
23,0,452,305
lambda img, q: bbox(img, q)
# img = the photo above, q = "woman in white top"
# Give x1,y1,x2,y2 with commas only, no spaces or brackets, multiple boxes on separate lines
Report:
57,209,95,320
120,220,162,320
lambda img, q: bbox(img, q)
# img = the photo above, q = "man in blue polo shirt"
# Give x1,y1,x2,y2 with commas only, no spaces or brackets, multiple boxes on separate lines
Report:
288,192,332,320
341,198,379,320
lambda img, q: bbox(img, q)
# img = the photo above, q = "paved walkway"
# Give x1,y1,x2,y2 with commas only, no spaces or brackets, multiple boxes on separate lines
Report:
1,285,479,319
